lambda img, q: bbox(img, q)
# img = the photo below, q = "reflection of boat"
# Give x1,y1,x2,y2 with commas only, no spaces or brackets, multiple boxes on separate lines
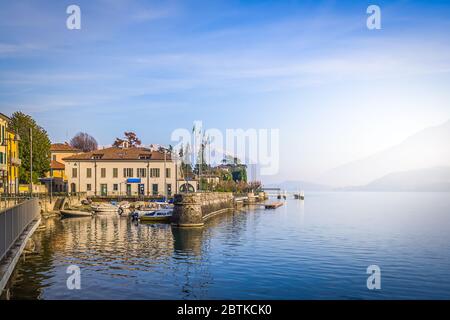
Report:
140,209,173,222
91,203,119,214
61,209,92,218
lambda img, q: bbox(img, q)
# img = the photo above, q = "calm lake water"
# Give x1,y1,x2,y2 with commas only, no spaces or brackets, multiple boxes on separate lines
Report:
3,192,450,300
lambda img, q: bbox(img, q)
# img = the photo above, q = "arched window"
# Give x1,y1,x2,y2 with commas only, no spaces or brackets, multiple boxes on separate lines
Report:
179,183,194,193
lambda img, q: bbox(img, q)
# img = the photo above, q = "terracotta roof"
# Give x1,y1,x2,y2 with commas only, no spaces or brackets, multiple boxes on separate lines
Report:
50,160,65,170
63,147,173,161
0,113,10,121
51,143,80,152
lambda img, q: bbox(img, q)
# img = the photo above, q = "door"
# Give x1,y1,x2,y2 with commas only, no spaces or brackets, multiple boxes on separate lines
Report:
126,184,132,196
138,184,145,196
152,183,158,196
100,184,108,196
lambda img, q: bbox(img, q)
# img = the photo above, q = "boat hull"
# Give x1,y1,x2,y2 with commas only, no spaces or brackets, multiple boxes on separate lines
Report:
140,216,171,222
61,210,92,218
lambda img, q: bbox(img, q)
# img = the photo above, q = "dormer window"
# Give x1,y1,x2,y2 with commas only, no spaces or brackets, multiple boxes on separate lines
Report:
139,154,151,160
91,154,103,160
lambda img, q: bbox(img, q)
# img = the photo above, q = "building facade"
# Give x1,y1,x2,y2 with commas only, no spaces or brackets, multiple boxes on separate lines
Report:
42,143,81,192
64,146,186,197
6,129,21,194
0,113,9,193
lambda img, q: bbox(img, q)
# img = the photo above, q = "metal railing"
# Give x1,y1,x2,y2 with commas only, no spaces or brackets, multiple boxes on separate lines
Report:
0,198,40,262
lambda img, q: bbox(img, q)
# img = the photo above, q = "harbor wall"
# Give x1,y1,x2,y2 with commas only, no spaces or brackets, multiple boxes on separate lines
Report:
172,192,234,227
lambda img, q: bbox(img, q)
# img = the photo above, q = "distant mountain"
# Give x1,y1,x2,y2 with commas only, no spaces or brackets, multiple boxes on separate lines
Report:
265,180,332,191
343,166,450,192
319,120,450,187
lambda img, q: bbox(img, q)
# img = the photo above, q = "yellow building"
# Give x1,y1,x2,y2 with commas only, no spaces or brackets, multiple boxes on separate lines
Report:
0,113,10,193
42,143,80,192
6,129,21,194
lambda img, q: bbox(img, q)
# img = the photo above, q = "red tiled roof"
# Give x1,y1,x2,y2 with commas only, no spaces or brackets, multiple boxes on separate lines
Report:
0,113,10,121
50,143,80,152
63,147,173,161
50,160,65,170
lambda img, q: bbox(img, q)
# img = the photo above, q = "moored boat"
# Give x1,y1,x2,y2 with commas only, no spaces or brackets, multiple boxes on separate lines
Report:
139,208,173,222
91,203,119,215
60,209,92,218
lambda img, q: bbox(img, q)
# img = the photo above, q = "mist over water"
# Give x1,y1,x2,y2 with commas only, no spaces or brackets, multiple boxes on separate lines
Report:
4,192,450,300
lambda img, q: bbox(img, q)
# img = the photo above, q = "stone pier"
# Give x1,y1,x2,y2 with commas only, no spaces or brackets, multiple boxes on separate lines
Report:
171,192,234,227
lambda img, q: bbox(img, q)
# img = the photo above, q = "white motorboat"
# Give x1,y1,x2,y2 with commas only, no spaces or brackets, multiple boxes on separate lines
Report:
131,202,172,220
132,207,156,218
139,208,173,222
91,203,119,215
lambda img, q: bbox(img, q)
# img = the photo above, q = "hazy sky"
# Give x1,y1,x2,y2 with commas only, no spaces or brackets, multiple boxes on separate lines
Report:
1,0,450,183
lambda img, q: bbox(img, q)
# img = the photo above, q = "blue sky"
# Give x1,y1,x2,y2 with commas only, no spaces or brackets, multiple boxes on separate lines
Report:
1,0,450,183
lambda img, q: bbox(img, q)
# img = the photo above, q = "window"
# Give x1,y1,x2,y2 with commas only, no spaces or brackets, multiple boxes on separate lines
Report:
152,183,158,196
52,155,57,161
137,168,146,178
113,168,118,178
166,168,171,178
139,154,151,160
86,168,92,178
72,168,77,178
86,184,92,191
113,184,118,191
101,168,106,178
150,168,160,178
0,152,3,164
91,154,103,160
123,168,133,177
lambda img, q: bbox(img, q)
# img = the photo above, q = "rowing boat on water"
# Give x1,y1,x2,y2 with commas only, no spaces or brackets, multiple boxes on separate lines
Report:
60,209,92,218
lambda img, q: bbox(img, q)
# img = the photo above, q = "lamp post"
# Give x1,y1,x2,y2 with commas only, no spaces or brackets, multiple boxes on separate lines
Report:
163,148,167,200
50,166,53,203
29,128,33,196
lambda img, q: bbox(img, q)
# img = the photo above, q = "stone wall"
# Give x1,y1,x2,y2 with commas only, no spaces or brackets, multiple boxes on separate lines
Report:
172,192,234,227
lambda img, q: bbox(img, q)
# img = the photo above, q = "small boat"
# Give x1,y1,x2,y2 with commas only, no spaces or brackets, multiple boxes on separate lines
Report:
294,194,300,199
91,203,119,215
300,191,305,200
131,208,155,220
140,209,173,222
60,209,92,218
265,202,284,209
117,201,131,216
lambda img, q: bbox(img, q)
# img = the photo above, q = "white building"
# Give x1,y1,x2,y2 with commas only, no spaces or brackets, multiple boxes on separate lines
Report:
64,146,197,197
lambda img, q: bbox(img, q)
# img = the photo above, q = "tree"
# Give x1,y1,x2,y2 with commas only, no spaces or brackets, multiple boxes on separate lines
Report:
70,132,98,152
9,112,51,184
113,132,141,147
